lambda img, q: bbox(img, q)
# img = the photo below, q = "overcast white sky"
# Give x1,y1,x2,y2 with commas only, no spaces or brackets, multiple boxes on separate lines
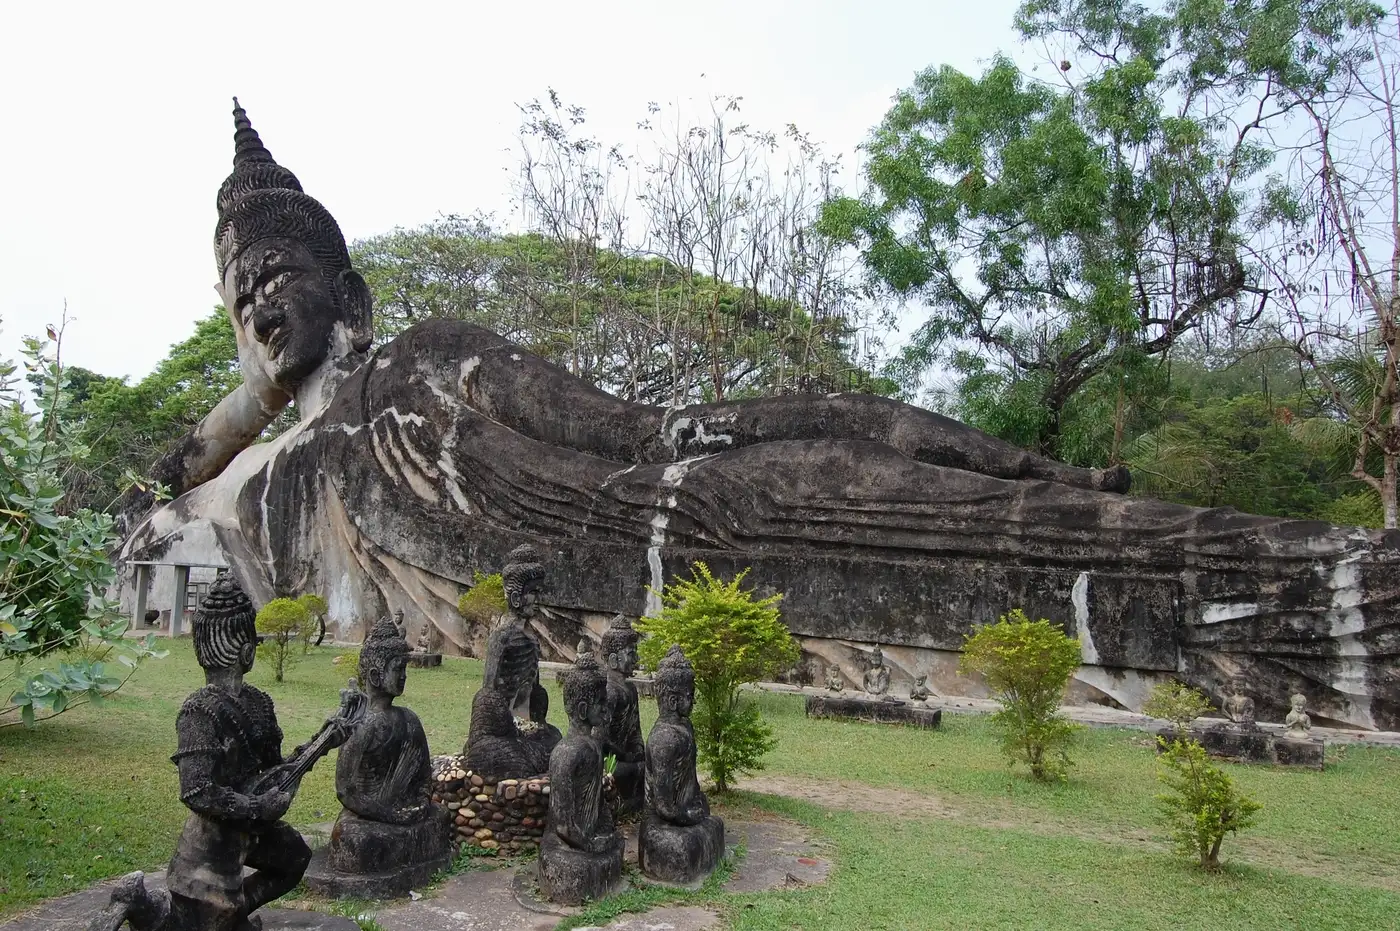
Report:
1,0,1020,382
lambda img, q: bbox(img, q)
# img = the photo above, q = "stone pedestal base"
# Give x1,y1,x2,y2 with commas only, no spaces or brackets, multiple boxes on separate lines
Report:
1155,724,1325,770
304,809,454,899
638,814,725,886
536,830,625,905
805,693,943,729
407,652,442,668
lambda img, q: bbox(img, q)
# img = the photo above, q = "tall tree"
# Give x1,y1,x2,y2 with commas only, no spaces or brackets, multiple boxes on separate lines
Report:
1268,0,1398,525
822,0,1379,458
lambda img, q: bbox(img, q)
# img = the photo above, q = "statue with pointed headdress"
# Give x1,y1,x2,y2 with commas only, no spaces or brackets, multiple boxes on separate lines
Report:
305,617,453,898
639,646,725,885
115,99,1400,736
599,614,646,816
88,573,360,931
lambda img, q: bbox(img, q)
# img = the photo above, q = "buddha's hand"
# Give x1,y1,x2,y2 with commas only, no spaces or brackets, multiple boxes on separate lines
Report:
252,789,293,823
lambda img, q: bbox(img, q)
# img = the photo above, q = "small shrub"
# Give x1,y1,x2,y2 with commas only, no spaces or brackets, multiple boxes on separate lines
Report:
958,608,1081,781
1156,736,1262,870
458,571,507,625
255,598,311,682
1144,680,1214,740
296,593,329,650
637,562,798,792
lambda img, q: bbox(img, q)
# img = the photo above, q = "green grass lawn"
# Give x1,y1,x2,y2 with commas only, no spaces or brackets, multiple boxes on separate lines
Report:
2,641,1398,929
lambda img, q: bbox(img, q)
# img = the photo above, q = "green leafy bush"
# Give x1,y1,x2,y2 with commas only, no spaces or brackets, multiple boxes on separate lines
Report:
255,598,311,682
2,328,164,728
637,562,798,792
1144,680,1214,740
1156,737,1262,870
457,571,507,625
296,593,329,650
958,608,1082,781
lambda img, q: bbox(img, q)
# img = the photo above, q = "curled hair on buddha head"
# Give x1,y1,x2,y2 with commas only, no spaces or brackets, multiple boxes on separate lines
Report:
482,624,539,691
359,615,410,685
654,645,695,699
501,544,545,611
213,99,369,349
599,614,639,659
561,651,606,714
193,572,258,670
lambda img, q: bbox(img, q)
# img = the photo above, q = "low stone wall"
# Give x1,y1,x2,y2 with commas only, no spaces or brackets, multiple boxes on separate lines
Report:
430,755,549,854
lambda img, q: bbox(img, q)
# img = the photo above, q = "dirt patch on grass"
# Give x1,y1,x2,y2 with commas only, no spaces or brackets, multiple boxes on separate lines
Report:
744,773,962,820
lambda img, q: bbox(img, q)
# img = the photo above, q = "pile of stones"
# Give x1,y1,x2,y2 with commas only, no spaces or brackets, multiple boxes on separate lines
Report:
431,755,549,854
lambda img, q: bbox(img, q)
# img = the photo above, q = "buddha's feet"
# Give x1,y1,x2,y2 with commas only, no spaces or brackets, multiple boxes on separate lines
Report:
537,830,626,906
638,813,726,886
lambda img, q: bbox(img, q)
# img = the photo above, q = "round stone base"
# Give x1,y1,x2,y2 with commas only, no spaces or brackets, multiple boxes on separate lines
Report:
536,831,625,906
303,845,452,900
639,814,725,886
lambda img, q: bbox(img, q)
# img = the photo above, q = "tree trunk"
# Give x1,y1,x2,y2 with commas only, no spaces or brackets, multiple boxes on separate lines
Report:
1384,452,1398,529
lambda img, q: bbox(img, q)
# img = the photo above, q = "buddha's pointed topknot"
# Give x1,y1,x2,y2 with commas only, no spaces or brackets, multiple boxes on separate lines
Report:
231,97,275,167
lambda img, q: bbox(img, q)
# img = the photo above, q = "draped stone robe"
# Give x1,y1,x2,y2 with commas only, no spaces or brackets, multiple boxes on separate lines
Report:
121,321,1400,730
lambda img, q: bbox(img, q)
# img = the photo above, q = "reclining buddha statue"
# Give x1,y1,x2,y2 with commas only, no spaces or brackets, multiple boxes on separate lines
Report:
119,100,1399,732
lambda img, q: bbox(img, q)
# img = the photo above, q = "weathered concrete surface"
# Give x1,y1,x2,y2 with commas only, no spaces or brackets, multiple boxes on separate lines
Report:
374,868,557,931
721,817,831,894
0,872,357,931
805,693,943,729
574,907,721,931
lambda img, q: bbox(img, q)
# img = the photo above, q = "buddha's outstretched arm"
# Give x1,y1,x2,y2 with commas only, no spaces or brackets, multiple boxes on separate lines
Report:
434,321,1128,493
114,381,289,540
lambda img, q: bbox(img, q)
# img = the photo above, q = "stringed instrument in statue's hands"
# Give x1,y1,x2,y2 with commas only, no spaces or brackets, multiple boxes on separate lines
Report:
245,678,367,798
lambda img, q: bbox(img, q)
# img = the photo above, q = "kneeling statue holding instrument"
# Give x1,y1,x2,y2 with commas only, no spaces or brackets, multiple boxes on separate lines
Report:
90,573,364,931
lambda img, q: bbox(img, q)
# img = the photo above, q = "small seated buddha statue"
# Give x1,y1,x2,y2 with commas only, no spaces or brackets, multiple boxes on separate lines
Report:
537,653,625,905
825,663,844,692
863,645,895,701
639,646,726,885
600,615,646,817
909,674,932,702
307,617,453,897
1284,693,1313,739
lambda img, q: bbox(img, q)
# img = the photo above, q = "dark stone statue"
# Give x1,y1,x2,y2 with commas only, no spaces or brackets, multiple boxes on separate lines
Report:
862,645,896,702
537,653,625,904
119,99,1400,732
305,618,453,898
462,618,561,780
909,675,931,702
599,614,646,817
639,646,725,885
90,574,359,931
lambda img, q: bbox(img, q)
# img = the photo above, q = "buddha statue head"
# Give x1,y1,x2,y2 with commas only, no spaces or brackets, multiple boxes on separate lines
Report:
599,615,640,678
359,616,410,700
561,652,609,735
192,572,258,674
869,644,884,669
501,544,546,615
213,98,372,401
654,645,696,721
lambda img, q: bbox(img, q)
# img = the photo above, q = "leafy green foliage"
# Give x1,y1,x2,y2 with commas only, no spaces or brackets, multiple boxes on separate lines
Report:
456,571,507,626
296,594,329,650
1,327,165,728
822,0,1384,456
1156,737,1263,870
1143,681,1214,740
637,562,798,792
255,598,311,683
959,609,1082,781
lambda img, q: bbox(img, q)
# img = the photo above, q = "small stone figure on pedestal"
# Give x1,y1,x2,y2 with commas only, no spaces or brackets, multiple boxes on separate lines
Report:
600,615,646,817
538,653,625,905
407,610,443,668
306,618,453,898
863,645,898,703
1223,687,1257,729
909,675,931,703
825,664,844,692
90,574,358,931
462,623,561,779
640,646,725,885
1285,693,1313,739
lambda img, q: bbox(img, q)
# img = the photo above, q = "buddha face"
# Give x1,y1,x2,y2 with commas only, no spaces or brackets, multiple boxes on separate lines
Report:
221,238,365,393
606,642,638,678
366,652,408,698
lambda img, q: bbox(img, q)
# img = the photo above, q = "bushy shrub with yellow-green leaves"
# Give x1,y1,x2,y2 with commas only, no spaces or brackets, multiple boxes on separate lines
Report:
959,609,1082,781
457,571,508,626
638,562,797,792
255,598,311,682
